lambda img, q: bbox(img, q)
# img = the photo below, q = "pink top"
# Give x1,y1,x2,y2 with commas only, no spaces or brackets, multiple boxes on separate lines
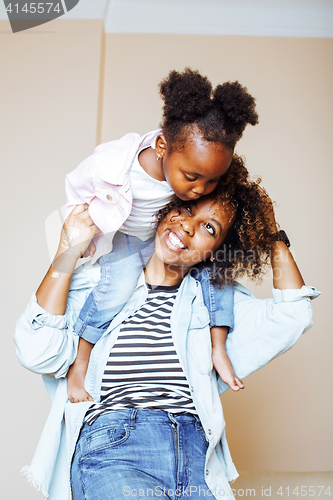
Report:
65,130,162,263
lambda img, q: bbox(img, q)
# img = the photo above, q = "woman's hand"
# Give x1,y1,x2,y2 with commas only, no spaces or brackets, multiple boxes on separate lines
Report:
36,204,100,315
53,204,100,273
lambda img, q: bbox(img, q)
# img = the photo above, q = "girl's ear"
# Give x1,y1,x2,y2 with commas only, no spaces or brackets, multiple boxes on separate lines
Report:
155,135,167,160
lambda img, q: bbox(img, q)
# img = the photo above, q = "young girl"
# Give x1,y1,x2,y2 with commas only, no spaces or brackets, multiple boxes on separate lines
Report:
63,68,259,402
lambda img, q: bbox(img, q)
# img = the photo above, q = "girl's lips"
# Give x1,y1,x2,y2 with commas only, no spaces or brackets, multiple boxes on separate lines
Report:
164,230,187,253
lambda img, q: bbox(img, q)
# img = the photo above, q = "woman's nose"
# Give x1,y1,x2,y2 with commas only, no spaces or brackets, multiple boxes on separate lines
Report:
181,217,194,236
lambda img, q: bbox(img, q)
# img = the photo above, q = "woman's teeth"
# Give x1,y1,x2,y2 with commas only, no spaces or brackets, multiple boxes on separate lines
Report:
169,232,185,249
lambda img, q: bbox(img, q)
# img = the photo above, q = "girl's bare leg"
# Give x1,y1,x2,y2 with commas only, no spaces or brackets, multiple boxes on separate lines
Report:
211,326,244,391
67,338,94,403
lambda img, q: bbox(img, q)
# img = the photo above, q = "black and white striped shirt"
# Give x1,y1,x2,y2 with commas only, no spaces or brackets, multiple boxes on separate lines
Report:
85,283,197,425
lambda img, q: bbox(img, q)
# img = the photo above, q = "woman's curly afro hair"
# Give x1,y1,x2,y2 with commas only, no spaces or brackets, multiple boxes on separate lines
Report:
155,155,277,286
159,68,259,152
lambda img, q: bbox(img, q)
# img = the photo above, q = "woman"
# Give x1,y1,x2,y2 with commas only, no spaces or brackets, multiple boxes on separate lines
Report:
14,165,319,500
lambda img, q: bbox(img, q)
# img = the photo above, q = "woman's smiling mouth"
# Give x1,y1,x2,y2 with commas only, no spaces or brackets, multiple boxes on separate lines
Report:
165,230,187,251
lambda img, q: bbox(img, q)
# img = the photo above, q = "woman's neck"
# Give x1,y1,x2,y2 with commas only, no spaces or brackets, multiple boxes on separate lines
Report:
144,253,187,287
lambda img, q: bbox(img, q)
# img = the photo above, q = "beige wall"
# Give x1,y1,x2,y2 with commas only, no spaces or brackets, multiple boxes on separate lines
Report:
0,19,104,500
1,20,332,500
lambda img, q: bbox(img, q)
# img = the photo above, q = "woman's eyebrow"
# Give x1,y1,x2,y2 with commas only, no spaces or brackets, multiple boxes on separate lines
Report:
210,218,223,235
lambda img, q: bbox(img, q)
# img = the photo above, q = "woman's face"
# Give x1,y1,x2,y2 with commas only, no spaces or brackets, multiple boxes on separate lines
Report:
155,197,235,271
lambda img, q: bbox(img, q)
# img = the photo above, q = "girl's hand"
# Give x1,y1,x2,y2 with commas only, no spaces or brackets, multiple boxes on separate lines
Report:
53,204,100,272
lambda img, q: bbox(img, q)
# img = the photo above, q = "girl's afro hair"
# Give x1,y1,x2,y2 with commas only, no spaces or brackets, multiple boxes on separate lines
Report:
159,68,259,151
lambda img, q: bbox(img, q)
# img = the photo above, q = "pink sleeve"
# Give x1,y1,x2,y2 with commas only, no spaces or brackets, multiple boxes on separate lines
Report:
65,154,96,217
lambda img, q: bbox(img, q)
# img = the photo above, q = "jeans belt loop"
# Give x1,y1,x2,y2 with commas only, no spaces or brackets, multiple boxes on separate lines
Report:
129,408,137,429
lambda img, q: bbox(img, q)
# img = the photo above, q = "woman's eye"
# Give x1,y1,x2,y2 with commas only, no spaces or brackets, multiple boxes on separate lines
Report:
181,205,192,215
184,174,197,182
204,223,215,236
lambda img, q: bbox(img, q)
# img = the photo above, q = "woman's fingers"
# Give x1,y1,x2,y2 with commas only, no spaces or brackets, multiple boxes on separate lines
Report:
57,205,100,262
89,240,96,257
69,203,89,216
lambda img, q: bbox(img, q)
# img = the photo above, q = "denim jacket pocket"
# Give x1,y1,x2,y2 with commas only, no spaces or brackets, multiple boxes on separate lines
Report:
188,305,210,330
189,306,212,375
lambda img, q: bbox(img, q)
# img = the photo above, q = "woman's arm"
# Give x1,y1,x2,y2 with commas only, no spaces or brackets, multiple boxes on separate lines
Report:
263,192,305,290
36,204,99,315
271,241,305,290
217,195,319,394
14,205,100,377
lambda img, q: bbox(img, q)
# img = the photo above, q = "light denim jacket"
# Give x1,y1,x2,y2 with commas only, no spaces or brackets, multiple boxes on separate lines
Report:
14,262,320,500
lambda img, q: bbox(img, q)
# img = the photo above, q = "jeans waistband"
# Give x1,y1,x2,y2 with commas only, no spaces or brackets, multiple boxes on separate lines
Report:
80,409,201,435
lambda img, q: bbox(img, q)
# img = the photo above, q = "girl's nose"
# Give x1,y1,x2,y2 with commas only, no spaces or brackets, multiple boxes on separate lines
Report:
191,182,206,197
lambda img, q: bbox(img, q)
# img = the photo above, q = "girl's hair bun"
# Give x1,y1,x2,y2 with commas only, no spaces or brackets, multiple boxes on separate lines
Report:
159,68,259,151
213,82,259,137
159,68,213,122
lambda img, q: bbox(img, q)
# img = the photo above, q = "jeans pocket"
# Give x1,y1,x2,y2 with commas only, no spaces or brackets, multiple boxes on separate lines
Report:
82,423,130,458
195,421,209,448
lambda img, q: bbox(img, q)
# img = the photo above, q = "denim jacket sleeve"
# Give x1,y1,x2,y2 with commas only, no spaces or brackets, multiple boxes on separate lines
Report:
217,283,321,394
14,295,77,378
14,263,99,378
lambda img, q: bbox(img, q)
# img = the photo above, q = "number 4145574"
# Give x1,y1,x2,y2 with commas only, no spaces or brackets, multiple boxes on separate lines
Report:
6,3,61,14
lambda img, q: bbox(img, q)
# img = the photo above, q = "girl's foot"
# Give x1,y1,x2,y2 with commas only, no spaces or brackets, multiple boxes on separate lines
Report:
67,359,93,403
212,348,244,391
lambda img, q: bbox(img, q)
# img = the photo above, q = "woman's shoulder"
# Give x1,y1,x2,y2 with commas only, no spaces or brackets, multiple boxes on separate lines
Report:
233,281,255,299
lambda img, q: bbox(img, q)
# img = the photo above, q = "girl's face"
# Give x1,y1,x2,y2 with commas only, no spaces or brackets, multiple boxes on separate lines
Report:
157,134,233,201
155,196,235,271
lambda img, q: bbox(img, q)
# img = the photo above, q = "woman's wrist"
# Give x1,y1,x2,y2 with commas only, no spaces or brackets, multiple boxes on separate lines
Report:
271,241,305,290
52,246,80,275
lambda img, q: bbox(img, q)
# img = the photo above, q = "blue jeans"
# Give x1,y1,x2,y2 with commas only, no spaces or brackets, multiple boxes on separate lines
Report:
71,409,211,500
74,232,234,344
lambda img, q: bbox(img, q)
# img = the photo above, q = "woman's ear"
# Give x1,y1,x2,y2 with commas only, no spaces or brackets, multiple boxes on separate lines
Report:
155,135,167,161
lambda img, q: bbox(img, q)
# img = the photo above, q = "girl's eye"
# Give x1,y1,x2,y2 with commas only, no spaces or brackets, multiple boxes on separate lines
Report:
204,223,215,236
184,174,197,182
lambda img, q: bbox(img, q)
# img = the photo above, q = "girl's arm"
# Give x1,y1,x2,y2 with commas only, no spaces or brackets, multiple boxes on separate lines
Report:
36,204,99,315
